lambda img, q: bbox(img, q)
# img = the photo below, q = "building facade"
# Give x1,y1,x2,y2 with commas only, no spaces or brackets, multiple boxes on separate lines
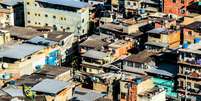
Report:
24,0,89,36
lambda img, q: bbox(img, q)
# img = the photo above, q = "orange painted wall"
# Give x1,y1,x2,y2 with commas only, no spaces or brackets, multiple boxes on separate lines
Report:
163,0,196,16
168,31,181,48
113,41,133,59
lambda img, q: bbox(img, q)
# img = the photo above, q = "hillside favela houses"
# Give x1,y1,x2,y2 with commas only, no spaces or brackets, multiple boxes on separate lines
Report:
0,0,201,101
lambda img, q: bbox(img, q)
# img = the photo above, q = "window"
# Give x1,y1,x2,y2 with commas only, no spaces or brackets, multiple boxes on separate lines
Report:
187,82,191,87
127,61,133,67
6,15,9,19
89,68,92,72
66,27,70,30
45,14,48,17
53,16,56,19
82,19,84,23
27,2,30,5
38,14,40,16
149,33,161,38
188,31,192,35
172,0,176,3
64,18,66,20
38,22,41,25
121,93,126,99
82,29,84,33
194,83,201,89
133,3,136,6
35,4,37,6
28,20,31,23
61,17,63,20
180,81,184,88
27,12,30,15
135,63,141,68
45,23,48,26
53,25,57,31
127,2,130,5
35,22,37,24
181,9,185,14
35,13,37,16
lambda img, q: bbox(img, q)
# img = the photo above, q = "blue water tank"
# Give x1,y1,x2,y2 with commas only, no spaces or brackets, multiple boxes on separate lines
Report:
183,41,188,48
194,38,200,43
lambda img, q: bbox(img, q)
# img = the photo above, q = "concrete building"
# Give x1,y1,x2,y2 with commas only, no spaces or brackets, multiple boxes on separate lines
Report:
138,87,166,101
23,0,89,36
81,50,111,74
70,87,106,101
0,7,14,27
120,74,166,101
108,40,133,59
120,50,156,75
31,79,74,101
183,21,201,43
163,0,196,16
0,0,24,26
0,36,61,85
178,42,201,101
0,30,11,45
145,28,180,50
2,26,76,64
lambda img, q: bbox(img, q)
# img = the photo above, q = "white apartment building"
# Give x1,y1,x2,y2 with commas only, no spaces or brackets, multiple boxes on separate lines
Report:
24,0,89,36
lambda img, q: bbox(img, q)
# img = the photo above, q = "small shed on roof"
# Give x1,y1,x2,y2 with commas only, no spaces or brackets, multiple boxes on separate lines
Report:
31,79,73,95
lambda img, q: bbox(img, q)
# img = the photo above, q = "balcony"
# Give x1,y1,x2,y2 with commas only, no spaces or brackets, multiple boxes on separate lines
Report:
178,58,201,67
177,88,201,96
178,72,201,80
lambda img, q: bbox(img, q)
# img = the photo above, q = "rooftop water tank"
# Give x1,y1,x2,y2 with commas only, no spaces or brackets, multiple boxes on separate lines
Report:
183,41,188,48
194,38,200,43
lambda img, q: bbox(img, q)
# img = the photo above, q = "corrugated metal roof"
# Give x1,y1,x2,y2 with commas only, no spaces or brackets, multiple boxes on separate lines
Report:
26,36,57,46
0,43,45,59
1,0,23,6
71,87,105,101
147,28,168,34
36,0,88,8
31,79,73,94
146,68,174,77
82,50,108,60
2,86,24,97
